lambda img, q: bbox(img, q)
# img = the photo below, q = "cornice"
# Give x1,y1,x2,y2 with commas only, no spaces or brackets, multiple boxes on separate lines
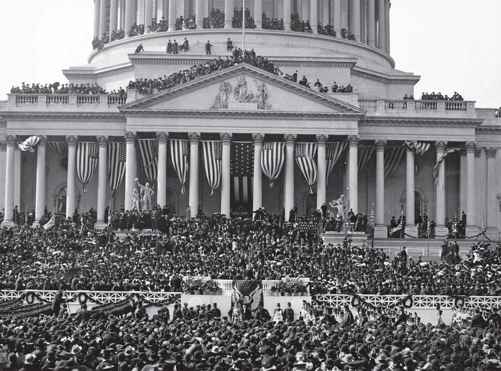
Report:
352,66,420,85
0,111,126,121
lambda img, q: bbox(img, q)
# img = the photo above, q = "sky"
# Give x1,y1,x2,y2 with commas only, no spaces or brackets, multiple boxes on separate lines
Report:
0,0,499,107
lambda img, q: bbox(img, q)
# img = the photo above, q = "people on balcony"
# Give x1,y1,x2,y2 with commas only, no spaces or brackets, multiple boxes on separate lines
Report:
10,83,106,95
232,8,255,29
290,13,312,33
421,91,464,101
262,14,284,30
318,24,336,37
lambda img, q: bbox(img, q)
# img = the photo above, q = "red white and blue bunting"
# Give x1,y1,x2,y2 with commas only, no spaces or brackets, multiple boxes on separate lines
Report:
231,142,254,206
107,142,126,196
170,139,189,195
202,141,222,196
326,142,347,178
76,142,99,193
18,136,40,152
358,145,375,170
48,141,67,156
261,142,285,187
295,142,318,194
137,139,158,184
384,146,406,178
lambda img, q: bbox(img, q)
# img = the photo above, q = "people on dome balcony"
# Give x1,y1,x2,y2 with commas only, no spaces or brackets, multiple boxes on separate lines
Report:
10,83,107,95
421,91,464,101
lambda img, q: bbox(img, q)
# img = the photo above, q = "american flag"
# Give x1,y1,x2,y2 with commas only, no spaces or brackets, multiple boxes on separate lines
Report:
231,142,254,210
108,142,126,196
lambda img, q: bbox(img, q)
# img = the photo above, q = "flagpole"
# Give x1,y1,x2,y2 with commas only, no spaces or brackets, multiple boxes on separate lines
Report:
242,0,246,51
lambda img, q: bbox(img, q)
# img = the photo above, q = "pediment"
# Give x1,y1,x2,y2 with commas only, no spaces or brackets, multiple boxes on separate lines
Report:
122,63,361,115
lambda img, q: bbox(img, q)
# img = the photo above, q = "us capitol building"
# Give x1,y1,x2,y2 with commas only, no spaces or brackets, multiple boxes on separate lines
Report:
0,0,500,243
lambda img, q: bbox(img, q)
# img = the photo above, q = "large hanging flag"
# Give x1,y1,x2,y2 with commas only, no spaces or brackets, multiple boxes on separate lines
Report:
433,146,461,183
231,142,254,207
48,141,67,156
327,142,347,177
202,141,222,196
384,146,406,178
18,136,40,152
170,139,189,194
406,141,430,156
358,145,375,170
261,142,285,187
76,142,99,193
107,142,126,196
137,138,158,184
295,142,317,194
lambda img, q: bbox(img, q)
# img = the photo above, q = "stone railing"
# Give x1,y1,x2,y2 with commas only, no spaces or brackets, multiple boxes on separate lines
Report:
7,94,127,110
360,99,476,117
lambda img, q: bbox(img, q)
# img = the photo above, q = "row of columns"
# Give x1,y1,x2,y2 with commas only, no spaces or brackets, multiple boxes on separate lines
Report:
94,0,390,53
2,135,475,232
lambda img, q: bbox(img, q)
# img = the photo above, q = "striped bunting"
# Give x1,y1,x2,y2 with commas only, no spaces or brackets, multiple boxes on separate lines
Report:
137,139,158,184
384,146,406,178
327,142,347,177
295,142,318,194
202,141,222,196
76,142,99,193
107,142,126,196
358,145,375,170
170,139,189,195
261,142,285,188
231,142,254,206
48,141,67,156
18,136,40,152
406,141,431,156
433,146,461,183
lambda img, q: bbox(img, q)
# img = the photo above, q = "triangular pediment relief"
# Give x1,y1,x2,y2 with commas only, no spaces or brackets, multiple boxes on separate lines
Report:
122,63,361,115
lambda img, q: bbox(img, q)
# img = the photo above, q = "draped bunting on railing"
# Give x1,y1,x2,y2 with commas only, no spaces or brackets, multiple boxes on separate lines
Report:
170,139,189,194
107,142,126,196
231,142,254,206
261,142,285,187
76,142,99,193
48,141,67,156
327,142,347,177
384,146,406,178
295,142,318,194
137,139,158,184
202,141,222,196
358,145,375,170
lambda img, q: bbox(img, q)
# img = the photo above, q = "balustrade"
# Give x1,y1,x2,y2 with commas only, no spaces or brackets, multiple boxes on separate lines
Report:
362,99,476,116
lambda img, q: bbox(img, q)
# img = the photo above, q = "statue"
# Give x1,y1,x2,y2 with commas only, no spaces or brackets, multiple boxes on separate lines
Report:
212,81,232,109
255,80,270,110
329,194,345,232
233,76,254,103
141,182,155,211
132,179,142,210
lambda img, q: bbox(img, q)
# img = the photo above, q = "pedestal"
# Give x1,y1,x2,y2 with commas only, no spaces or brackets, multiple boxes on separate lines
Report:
374,225,388,239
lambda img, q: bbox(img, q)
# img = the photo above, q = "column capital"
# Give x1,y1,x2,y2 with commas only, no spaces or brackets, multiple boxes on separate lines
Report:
220,133,232,142
284,134,297,143
6,135,17,144
465,141,476,152
125,131,136,142
316,134,328,143
66,135,78,145
188,132,201,141
96,136,108,145
37,135,48,145
348,135,359,144
375,140,387,148
252,133,265,143
436,141,447,151
157,132,169,142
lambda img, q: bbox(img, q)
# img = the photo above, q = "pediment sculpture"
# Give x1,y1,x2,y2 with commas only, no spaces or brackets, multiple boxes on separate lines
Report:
212,76,271,110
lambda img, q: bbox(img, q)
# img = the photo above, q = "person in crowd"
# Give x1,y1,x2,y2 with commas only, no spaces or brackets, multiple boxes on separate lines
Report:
134,43,144,54
283,302,295,322
205,40,213,55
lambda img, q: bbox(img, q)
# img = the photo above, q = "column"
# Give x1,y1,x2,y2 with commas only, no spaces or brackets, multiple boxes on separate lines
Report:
367,0,375,46
316,135,327,209
348,136,358,213
2,136,16,226
310,0,318,33
157,132,168,208
0,143,5,213
377,0,385,49
301,0,310,21
374,140,387,238
322,0,329,25
221,133,231,216
94,0,101,39
283,0,291,30
168,0,176,31
254,0,263,29
350,0,360,40
224,0,233,29
385,0,390,53
109,0,118,39
405,146,417,236
145,0,154,29
252,134,264,213
188,133,200,218
465,142,478,236
333,0,342,35
124,132,137,210
486,148,498,237
34,136,47,225
66,136,77,219
137,0,145,25
284,134,296,220
99,0,107,37
125,0,134,34
195,0,203,28
96,136,108,228
434,142,448,237
14,147,21,211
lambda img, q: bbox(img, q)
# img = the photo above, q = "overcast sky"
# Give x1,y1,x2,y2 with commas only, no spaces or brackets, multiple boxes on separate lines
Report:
0,0,499,107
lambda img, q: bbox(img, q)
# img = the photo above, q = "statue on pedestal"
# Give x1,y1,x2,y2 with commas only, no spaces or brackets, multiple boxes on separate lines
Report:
329,194,345,232
131,178,156,211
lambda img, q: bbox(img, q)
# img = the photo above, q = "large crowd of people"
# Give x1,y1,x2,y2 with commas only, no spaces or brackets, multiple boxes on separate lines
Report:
10,83,107,96
421,91,464,101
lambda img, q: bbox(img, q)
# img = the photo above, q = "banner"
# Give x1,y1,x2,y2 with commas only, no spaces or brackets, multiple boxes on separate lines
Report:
295,142,317,194
327,142,347,177
170,140,189,194
107,142,126,196
77,142,99,193
137,139,158,184
261,142,285,187
231,142,254,208
202,141,222,196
